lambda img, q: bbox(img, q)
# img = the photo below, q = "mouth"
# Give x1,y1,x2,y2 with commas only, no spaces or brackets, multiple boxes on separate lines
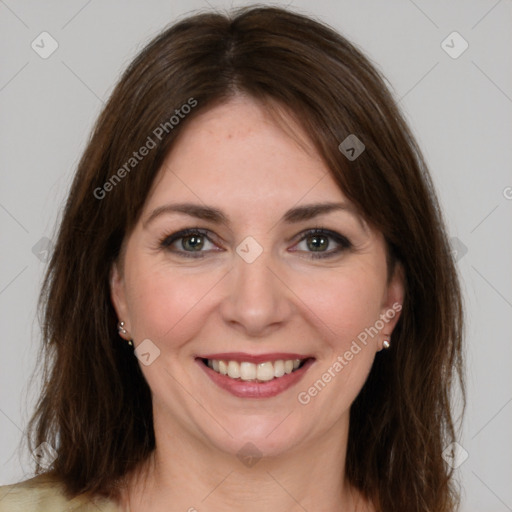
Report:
199,357,310,381
195,353,316,398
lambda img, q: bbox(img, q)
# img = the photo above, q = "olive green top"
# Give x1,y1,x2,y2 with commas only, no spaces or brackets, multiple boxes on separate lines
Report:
0,474,119,512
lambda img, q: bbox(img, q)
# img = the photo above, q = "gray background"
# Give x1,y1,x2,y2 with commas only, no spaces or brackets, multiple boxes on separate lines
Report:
1,1,511,510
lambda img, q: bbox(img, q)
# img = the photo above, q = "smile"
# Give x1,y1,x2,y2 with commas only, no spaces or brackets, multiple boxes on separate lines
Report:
196,353,315,399
202,358,306,381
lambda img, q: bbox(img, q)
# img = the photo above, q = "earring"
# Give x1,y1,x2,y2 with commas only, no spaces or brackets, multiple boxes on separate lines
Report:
118,321,134,347
382,339,391,350
117,321,127,335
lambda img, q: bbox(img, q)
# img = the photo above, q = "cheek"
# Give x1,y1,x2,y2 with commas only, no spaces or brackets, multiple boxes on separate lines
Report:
295,263,386,349
124,259,222,344
293,268,384,413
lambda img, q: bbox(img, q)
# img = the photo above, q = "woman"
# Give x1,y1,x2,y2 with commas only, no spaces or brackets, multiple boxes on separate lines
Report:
0,5,464,512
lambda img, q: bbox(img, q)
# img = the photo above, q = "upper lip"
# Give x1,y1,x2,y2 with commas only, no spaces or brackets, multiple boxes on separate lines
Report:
197,352,314,364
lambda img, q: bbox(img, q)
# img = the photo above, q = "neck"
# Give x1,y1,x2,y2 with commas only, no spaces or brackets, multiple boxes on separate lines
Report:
119,411,370,512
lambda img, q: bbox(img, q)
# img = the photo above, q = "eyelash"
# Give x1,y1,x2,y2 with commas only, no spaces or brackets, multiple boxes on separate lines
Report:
158,227,352,260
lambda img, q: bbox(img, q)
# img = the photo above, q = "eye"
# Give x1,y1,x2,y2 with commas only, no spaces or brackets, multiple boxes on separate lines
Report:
291,228,352,259
159,228,221,258
158,227,351,260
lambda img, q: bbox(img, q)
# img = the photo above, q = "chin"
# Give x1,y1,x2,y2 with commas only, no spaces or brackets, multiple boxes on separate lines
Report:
202,415,305,460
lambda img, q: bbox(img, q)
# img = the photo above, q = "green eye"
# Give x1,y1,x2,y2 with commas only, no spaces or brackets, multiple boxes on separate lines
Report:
306,233,329,251
181,234,205,251
159,227,352,260
160,228,217,258
294,229,352,259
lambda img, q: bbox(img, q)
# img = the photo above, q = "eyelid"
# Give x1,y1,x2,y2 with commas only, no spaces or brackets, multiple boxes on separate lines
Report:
159,227,219,249
292,227,351,245
290,228,352,258
160,227,214,247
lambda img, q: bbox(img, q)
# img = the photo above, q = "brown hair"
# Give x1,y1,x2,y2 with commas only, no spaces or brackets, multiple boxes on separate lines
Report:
27,6,465,511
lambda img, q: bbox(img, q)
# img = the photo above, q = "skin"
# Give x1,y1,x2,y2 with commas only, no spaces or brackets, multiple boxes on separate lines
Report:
110,96,404,512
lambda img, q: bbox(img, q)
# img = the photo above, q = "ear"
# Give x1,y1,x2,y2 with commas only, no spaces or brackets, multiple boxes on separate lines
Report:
379,262,405,335
110,261,131,339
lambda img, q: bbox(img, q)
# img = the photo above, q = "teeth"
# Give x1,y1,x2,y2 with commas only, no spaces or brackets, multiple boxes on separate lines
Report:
227,361,241,379
240,362,256,380
256,362,274,381
274,360,285,377
205,358,305,381
219,360,228,375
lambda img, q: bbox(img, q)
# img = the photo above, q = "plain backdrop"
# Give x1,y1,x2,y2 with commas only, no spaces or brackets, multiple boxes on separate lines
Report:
1,1,511,511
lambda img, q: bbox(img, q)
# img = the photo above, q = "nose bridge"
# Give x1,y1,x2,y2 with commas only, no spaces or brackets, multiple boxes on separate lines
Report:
220,243,292,335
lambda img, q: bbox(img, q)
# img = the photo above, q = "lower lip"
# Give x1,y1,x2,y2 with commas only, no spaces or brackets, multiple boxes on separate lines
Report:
196,358,315,399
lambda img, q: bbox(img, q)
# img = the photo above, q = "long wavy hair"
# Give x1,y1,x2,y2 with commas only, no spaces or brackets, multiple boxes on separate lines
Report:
26,6,465,511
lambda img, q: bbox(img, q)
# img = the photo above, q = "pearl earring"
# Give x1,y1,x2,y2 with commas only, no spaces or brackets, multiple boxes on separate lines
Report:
382,339,391,350
117,321,133,347
117,321,127,335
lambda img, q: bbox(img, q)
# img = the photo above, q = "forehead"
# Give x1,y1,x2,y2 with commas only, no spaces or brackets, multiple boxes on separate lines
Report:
145,97,349,214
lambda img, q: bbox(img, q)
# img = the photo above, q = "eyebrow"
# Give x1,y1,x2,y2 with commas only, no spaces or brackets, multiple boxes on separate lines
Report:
144,201,362,228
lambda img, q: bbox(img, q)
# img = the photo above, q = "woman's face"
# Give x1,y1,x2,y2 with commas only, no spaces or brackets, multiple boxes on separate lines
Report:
111,96,403,460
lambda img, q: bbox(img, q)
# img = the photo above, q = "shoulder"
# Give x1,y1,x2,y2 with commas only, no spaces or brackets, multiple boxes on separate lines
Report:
0,473,119,512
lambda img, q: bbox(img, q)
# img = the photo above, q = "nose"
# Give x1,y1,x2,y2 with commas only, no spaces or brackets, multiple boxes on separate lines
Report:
219,247,294,338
